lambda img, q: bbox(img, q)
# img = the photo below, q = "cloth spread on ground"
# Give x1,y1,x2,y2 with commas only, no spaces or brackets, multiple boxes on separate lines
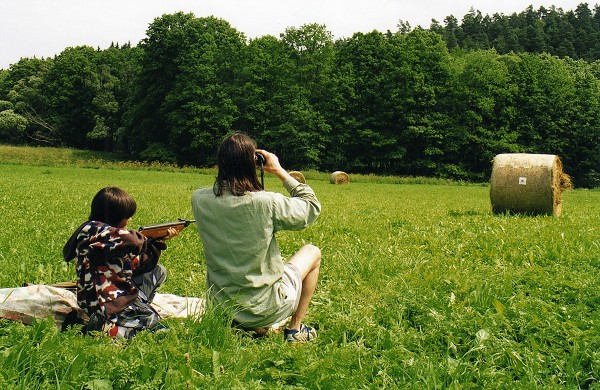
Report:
0,285,205,329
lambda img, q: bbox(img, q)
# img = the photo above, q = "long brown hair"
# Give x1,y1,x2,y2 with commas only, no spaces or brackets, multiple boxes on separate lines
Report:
214,132,263,196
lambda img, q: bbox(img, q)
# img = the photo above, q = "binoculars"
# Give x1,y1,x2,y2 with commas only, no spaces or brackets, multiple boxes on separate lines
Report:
255,152,266,166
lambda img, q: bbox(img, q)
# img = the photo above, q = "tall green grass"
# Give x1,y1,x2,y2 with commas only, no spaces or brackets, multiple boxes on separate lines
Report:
0,147,599,388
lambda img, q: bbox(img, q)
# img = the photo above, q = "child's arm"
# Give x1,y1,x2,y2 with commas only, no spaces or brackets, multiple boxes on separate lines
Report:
130,227,177,275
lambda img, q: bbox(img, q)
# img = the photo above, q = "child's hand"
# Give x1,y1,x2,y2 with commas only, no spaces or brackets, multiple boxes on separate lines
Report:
164,227,180,240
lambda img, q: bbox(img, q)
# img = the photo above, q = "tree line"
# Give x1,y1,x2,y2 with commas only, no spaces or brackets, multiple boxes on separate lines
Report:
431,3,600,61
0,8,599,187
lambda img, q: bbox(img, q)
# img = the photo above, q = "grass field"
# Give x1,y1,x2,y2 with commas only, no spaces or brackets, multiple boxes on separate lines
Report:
0,146,599,389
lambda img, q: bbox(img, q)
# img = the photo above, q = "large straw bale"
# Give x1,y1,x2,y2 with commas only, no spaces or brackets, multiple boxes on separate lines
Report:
330,171,349,184
289,171,306,183
490,153,572,216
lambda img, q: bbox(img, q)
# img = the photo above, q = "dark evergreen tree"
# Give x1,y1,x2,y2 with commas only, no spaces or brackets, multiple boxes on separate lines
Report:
461,8,490,50
543,6,574,58
521,6,547,53
573,3,599,61
443,15,461,50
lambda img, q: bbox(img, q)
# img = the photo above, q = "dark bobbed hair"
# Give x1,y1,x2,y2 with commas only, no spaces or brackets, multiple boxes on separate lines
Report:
214,132,262,196
89,186,137,227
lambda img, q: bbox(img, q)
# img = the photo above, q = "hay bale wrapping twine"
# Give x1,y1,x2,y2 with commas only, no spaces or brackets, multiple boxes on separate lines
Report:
490,153,572,216
330,171,349,185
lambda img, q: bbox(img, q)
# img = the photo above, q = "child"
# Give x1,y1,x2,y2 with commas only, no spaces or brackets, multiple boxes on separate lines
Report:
63,186,178,338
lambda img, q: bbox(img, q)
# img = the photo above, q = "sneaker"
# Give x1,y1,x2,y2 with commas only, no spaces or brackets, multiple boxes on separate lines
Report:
284,324,317,342
85,312,106,333
86,312,120,337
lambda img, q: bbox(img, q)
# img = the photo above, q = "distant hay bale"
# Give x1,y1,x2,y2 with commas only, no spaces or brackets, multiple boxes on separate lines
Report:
330,171,349,185
288,171,306,183
490,153,572,217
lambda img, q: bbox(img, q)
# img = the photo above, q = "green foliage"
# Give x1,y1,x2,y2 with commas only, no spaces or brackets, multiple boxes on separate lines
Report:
435,4,600,61
1,7,600,187
0,100,12,111
0,109,27,143
0,149,599,387
447,50,520,178
2,58,54,145
123,13,244,166
254,23,335,170
43,46,100,148
138,142,177,164
329,30,403,172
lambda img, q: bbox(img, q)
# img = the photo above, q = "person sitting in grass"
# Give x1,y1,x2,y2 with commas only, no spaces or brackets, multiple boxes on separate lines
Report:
63,186,178,339
191,132,322,342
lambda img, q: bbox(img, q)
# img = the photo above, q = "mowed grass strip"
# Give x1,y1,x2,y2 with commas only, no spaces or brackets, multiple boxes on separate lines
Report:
0,152,599,388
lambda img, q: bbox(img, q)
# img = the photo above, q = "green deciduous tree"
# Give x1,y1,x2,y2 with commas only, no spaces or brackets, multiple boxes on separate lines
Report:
123,12,194,161
274,23,335,168
393,29,454,176
91,43,142,152
124,13,244,165
448,51,520,179
0,108,28,143
236,35,296,159
43,46,99,148
3,58,55,144
508,53,575,157
166,17,244,166
561,59,600,187
329,31,400,172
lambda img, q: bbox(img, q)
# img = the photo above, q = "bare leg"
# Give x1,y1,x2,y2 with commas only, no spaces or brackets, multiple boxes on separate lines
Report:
286,244,321,330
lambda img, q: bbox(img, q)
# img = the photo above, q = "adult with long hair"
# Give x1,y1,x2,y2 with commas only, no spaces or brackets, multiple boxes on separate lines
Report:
191,132,321,342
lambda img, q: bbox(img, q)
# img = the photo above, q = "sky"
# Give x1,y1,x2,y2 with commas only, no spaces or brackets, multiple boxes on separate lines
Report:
0,0,593,70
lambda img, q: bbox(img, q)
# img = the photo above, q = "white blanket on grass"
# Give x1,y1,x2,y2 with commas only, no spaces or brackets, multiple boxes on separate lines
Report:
0,285,205,328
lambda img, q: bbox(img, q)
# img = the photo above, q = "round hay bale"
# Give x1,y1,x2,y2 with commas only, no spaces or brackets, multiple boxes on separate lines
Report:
490,153,572,217
330,171,349,185
288,171,306,183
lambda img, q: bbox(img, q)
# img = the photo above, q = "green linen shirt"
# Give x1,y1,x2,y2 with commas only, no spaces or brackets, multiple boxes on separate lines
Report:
191,177,321,327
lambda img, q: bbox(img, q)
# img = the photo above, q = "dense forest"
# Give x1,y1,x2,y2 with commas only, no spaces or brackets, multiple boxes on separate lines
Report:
0,5,599,187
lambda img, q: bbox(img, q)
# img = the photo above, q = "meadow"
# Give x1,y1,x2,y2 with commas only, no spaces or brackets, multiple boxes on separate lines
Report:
0,146,599,389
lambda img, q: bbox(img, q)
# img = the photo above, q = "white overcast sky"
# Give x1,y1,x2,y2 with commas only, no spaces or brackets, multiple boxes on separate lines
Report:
0,0,594,69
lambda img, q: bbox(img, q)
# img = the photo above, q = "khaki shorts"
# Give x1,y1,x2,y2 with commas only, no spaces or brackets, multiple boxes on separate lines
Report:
264,263,302,327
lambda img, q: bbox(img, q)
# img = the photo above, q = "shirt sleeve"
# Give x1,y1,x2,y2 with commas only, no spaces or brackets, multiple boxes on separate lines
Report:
90,227,162,274
124,230,165,275
272,177,321,232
